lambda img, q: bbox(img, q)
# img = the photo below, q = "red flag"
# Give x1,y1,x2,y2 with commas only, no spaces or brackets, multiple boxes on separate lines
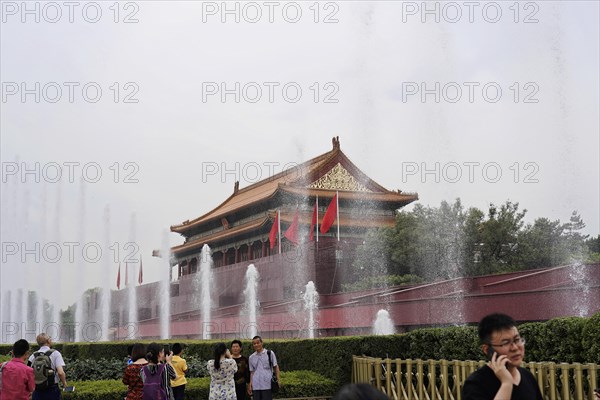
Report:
125,262,129,286
269,211,279,249
320,194,338,234
116,263,121,290
309,203,317,241
284,208,300,245
138,257,143,285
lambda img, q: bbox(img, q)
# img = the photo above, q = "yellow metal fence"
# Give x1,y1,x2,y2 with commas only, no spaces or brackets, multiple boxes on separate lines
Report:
352,356,599,400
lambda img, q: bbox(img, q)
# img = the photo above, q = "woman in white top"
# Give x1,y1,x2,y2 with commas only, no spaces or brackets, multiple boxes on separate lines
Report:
207,342,238,400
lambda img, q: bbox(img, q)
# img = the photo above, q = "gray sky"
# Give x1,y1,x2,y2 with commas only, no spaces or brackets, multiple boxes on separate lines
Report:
1,1,599,308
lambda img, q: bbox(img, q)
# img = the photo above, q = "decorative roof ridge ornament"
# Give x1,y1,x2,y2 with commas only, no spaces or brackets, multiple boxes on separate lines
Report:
309,162,371,192
332,136,340,150
234,181,240,193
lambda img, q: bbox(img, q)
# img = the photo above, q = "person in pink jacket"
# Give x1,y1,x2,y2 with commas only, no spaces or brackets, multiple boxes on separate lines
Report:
0,339,35,400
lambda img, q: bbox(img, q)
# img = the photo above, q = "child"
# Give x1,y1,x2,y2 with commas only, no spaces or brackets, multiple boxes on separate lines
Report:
170,343,188,400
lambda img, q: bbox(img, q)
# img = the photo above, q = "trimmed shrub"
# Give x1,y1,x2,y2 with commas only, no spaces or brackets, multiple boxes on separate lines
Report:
1,313,597,387
582,311,600,363
520,317,588,363
61,370,336,400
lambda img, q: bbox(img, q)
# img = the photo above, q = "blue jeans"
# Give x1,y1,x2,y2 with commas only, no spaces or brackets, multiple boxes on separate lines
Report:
33,386,61,400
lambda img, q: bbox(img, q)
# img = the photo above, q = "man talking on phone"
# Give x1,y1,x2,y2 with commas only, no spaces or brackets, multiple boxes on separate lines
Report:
462,313,542,400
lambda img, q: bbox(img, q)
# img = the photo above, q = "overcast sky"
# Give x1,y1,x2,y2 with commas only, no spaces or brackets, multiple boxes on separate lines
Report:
1,1,598,309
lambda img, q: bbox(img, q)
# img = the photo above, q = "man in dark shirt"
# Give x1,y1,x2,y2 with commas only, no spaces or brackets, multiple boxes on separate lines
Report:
462,313,543,400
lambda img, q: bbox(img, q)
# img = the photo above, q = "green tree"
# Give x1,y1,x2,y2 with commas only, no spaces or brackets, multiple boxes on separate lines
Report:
463,207,485,276
516,218,566,269
561,211,589,262
477,201,527,273
584,235,600,263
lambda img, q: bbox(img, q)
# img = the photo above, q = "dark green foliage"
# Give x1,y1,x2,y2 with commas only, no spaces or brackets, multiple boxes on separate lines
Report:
65,358,128,381
352,198,592,280
582,311,600,363
520,317,587,363
266,337,358,386
2,313,596,390
61,371,336,400
341,274,424,292
63,355,209,381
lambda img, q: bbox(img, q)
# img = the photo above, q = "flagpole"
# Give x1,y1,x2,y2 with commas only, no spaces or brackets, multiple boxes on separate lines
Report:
277,209,281,254
336,190,340,241
316,196,319,243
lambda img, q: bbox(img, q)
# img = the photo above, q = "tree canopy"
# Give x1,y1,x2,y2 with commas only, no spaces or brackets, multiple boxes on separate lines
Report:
349,199,596,288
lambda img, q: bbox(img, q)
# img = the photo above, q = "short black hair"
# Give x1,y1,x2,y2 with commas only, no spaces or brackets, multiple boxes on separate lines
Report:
131,343,147,362
172,343,183,355
478,313,516,344
231,339,242,348
12,339,30,358
252,335,262,342
127,344,134,356
333,384,389,400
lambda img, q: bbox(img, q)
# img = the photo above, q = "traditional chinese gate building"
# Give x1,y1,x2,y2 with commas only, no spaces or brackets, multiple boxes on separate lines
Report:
108,138,599,339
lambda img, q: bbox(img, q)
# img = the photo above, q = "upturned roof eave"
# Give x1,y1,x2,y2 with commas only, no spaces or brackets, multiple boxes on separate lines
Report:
171,216,270,255
170,147,338,234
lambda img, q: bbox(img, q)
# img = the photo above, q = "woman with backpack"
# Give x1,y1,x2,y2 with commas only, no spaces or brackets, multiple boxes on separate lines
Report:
140,343,176,400
122,343,147,400
207,343,237,400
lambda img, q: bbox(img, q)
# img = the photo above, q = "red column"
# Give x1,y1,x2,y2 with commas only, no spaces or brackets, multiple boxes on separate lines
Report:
247,243,252,260
222,250,227,266
234,247,239,264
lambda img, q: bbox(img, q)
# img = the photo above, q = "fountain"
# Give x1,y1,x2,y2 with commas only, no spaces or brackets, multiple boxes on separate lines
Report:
100,205,112,341
569,262,591,317
160,231,171,339
75,181,86,342
243,264,259,338
198,244,213,339
373,309,395,336
127,214,138,338
50,183,62,332
303,281,319,339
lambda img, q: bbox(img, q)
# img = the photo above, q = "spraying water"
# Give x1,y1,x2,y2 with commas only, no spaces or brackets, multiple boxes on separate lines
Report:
75,182,86,342
373,309,395,335
243,264,259,338
100,205,112,341
127,214,138,337
199,244,213,339
303,281,319,339
50,183,62,336
569,262,591,317
160,231,171,339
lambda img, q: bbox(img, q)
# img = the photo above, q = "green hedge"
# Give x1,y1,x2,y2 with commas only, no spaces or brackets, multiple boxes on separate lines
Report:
2,312,598,386
60,370,336,400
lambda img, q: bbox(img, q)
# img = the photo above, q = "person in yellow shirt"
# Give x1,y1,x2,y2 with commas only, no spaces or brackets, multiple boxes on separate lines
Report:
170,343,188,400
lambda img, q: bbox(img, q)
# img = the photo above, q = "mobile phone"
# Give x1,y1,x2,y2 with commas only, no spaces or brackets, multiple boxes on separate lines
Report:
63,386,75,392
486,346,495,361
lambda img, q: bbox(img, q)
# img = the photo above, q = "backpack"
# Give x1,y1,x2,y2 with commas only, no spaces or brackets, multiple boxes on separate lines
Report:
141,363,167,400
32,350,56,391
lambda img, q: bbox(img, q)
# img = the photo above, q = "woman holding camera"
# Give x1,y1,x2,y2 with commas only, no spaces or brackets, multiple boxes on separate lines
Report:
207,343,238,400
